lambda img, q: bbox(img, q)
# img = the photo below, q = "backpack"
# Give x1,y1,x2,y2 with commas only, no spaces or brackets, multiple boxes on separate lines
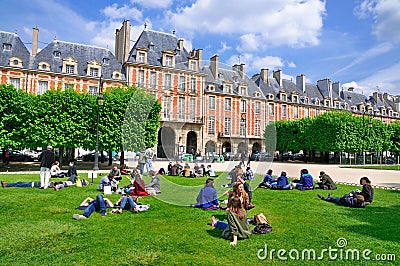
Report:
253,223,273,234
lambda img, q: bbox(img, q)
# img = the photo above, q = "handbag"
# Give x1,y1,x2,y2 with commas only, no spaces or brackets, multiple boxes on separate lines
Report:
254,213,269,225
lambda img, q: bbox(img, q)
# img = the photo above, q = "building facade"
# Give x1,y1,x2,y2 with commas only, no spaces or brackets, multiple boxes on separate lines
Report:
1,21,400,159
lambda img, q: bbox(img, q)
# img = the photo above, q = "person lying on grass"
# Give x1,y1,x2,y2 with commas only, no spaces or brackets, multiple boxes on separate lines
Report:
317,191,366,208
112,194,138,214
73,194,111,219
211,195,252,246
1,180,75,190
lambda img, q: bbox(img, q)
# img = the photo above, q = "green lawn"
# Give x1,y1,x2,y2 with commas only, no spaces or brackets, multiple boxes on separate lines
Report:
0,173,398,265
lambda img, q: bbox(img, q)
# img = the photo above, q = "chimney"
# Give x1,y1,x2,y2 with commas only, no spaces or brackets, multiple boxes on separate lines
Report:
178,39,184,51
373,92,379,103
260,68,269,83
332,81,340,95
348,87,354,92
378,93,383,102
296,74,305,93
383,92,388,101
32,27,39,56
197,49,202,68
115,20,131,63
273,69,282,87
210,55,219,79
239,63,245,79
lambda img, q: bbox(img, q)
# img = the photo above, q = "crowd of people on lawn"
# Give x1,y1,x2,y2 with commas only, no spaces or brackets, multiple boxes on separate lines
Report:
1,145,375,246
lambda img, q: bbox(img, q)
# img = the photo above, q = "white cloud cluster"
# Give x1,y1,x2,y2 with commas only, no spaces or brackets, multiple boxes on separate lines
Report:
169,0,326,51
130,0,173,9
101,3,143,22
355,0,400,43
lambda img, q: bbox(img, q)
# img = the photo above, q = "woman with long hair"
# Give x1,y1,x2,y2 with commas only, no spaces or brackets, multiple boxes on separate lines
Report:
360,177,374,204
211,195,252,245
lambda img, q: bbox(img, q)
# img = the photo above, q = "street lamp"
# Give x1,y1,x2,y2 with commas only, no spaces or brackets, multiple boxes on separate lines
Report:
93,78,104,171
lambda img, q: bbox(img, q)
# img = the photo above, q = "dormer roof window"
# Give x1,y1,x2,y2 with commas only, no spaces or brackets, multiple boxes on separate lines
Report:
53,51,61,58
3,43,12,51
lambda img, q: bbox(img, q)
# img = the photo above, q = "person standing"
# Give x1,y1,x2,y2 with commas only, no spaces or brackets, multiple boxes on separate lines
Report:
144,146,155,175
39,145,55,189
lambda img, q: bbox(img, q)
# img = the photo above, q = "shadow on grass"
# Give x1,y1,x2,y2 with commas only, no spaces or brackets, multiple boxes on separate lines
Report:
341,203,400,242
206,228,224,239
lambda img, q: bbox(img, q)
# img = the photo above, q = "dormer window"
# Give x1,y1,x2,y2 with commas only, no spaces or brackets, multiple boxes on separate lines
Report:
280,92,287,101
87,60,102,77
324,100,330,107
268,94,274,100
165,55,173,66
102,58,110,65
189,61,197,71
240,86,247,95
112,71,122,79
3,43,12,51
9,57,22,68
315,99,320,105
138,52,145,63
207,85,215,92
38,62,50,71
334,101,340,109
218,73,224,80
223,84,232,93
304,97,309,104
90,68,99,77
292,95,298,103
62,57,78,74
53,51,61,58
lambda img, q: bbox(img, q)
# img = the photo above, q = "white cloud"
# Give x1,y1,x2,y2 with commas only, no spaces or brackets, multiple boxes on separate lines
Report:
356,63,400,95
101,4,143,22
331,42,394,76
130,0,173,9
217,42,232,53
169,0,326,50
355,0,400,43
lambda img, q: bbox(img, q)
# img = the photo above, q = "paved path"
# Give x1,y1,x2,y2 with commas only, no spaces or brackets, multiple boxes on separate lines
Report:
2,160,399,189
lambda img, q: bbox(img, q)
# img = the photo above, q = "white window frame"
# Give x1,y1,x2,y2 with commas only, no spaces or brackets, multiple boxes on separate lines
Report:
189,98,196,120
224,117,231,136
138,70,145,87
225,98,231,111
162,96,171,119
10,78,20,89
209,96,215,110
255,101,261,114
164,74,171,90
179,76,185,91
149,72,157,88
208,116,215,135
179,97,185,120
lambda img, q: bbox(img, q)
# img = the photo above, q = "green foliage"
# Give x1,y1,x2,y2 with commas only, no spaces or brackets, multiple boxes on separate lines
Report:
272,111,395,154
0,85,161,152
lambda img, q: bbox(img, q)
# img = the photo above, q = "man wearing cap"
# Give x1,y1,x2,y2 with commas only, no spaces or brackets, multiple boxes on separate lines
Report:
38,145,55,189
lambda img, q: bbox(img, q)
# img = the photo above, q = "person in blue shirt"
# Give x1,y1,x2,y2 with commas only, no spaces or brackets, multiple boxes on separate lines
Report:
295,169,314,190
192,178,220,209
259,169,277,188
271,171,292,190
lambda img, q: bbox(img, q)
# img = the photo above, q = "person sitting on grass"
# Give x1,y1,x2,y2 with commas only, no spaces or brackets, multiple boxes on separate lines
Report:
192,178,220,210
73,194,108,219
228,181,253,210
316,171,337,190
271,171,292,190
360,177,374,204
50,161,67,178
110,165,122,181
99,173,114,191
258,169,277,188
317,191,366,208
66,160,78,183
145,169,162,194
205,165,218,177
127,172,149,196
211,195,252,246
120,164,131,175
243,166,254,181
295,169,314,190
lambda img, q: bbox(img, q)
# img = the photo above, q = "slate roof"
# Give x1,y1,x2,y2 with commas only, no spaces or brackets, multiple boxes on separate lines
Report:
0,31,31,69
127,30,192,70
33,41,124,80
202,65,262,99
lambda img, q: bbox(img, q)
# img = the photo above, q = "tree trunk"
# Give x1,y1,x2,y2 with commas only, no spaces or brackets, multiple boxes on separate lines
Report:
120,150,125,165
59,146,64,168
108,149,112,166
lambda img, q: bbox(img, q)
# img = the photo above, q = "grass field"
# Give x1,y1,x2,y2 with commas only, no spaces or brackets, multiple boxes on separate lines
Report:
0,172,398,265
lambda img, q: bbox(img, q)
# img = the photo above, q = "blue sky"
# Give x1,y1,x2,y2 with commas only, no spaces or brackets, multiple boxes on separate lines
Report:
1,0,400,96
